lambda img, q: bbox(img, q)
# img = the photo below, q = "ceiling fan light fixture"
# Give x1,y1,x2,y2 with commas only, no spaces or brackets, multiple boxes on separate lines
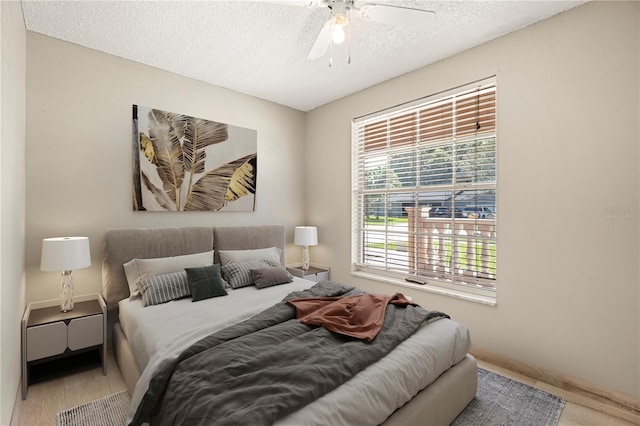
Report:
330,3,349,45
331,23,346,44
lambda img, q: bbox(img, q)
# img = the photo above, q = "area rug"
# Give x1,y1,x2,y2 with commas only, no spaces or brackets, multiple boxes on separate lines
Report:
56,390,129,426
56,369,565,426
452,368,566,426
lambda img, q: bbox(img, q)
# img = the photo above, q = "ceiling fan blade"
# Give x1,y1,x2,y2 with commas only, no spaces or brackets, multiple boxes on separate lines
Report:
307,21,332,60
358,3,436,29
263,0,326,7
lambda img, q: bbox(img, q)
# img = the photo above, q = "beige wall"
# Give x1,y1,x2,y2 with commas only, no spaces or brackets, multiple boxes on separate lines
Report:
25,33,307,303
306,1,640,397
1,1,26,423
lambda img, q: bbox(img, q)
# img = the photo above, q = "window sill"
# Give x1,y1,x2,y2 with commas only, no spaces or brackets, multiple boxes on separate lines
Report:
351,271,497,306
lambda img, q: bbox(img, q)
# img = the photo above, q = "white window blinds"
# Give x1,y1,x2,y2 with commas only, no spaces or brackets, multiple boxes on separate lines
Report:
352,78,497,293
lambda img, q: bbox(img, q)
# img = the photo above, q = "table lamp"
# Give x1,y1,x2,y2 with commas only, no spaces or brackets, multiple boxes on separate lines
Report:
294,226,317,271
40,236,91,312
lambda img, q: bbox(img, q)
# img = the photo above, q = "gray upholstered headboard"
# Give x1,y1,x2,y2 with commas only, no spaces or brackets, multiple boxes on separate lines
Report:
102,225,286,309
213,226,285,265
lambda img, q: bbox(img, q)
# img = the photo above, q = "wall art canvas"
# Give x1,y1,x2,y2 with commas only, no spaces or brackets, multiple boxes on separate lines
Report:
132,105,257,211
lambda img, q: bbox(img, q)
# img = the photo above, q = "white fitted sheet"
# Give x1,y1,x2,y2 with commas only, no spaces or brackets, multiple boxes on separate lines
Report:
121,279,471,424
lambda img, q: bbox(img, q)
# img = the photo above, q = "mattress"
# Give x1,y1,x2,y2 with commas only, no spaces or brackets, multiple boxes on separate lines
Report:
121,279,471,424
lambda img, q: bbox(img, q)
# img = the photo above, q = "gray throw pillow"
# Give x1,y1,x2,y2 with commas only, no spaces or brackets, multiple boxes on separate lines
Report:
250,266,294,289
221,258,282,288
185,264,228,302
136,271,191,307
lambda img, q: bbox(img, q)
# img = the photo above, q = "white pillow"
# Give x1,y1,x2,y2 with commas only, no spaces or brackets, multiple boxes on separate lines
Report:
123,250,214,297
218,247,282,266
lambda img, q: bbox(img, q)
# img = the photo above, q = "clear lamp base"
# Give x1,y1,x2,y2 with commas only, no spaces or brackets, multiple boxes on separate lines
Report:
302,246,310,271
60,270,74,312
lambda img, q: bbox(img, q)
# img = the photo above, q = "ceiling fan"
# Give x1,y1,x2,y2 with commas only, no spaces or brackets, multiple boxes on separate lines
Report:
302,0,436,62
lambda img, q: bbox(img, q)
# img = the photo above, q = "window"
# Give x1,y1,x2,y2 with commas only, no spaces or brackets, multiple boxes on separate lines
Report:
351,78,497,298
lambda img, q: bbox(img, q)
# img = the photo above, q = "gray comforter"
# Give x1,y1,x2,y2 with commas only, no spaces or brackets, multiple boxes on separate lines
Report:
130,281,448,426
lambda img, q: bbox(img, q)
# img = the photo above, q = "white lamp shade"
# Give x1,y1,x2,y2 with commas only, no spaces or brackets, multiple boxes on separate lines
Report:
294,226,318,246
41,237,91,271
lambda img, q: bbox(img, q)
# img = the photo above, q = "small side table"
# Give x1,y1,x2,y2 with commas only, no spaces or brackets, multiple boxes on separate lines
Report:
287,264,330,283
21,293,107,399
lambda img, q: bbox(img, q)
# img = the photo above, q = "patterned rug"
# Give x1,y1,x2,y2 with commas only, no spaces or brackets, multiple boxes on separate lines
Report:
56,391,129,426
56,368,565,426
452,368,565,425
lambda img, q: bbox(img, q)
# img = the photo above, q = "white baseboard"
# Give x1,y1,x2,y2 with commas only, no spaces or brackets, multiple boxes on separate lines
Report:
10,379,21,426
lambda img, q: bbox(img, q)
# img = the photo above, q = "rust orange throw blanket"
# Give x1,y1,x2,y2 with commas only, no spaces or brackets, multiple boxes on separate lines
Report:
288,293,418,342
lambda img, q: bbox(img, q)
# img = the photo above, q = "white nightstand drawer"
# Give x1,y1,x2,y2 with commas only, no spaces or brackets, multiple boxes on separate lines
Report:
26,322,67,361
68,314,103,351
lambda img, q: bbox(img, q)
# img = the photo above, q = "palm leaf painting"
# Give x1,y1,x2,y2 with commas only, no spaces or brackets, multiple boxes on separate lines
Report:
132,105,257,211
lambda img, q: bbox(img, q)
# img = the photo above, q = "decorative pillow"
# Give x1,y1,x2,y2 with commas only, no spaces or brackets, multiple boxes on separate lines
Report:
185,264,228,302
250,266,293,289
123,250,214,297
218,247,282,266
221,258,282,289
136,271,191,307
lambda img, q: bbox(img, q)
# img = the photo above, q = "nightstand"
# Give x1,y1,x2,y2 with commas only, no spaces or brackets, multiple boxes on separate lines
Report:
21,293,106,399
287,264,330,283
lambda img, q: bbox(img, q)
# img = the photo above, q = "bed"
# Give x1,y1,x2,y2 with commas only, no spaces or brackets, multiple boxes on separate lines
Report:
102,225,477,425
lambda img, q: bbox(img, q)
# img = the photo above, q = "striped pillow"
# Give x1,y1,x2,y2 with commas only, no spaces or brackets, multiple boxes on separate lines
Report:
137,271,191,307
221,258,282,289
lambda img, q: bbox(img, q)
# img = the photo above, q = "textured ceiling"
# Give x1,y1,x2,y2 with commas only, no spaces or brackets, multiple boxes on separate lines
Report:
21,0,587,111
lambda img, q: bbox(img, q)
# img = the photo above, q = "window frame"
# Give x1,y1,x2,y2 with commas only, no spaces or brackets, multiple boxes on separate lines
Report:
351,77,497,303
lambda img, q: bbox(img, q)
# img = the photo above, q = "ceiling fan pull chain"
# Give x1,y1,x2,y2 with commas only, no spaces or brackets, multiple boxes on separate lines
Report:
347,6,352,64
329,19,334,67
